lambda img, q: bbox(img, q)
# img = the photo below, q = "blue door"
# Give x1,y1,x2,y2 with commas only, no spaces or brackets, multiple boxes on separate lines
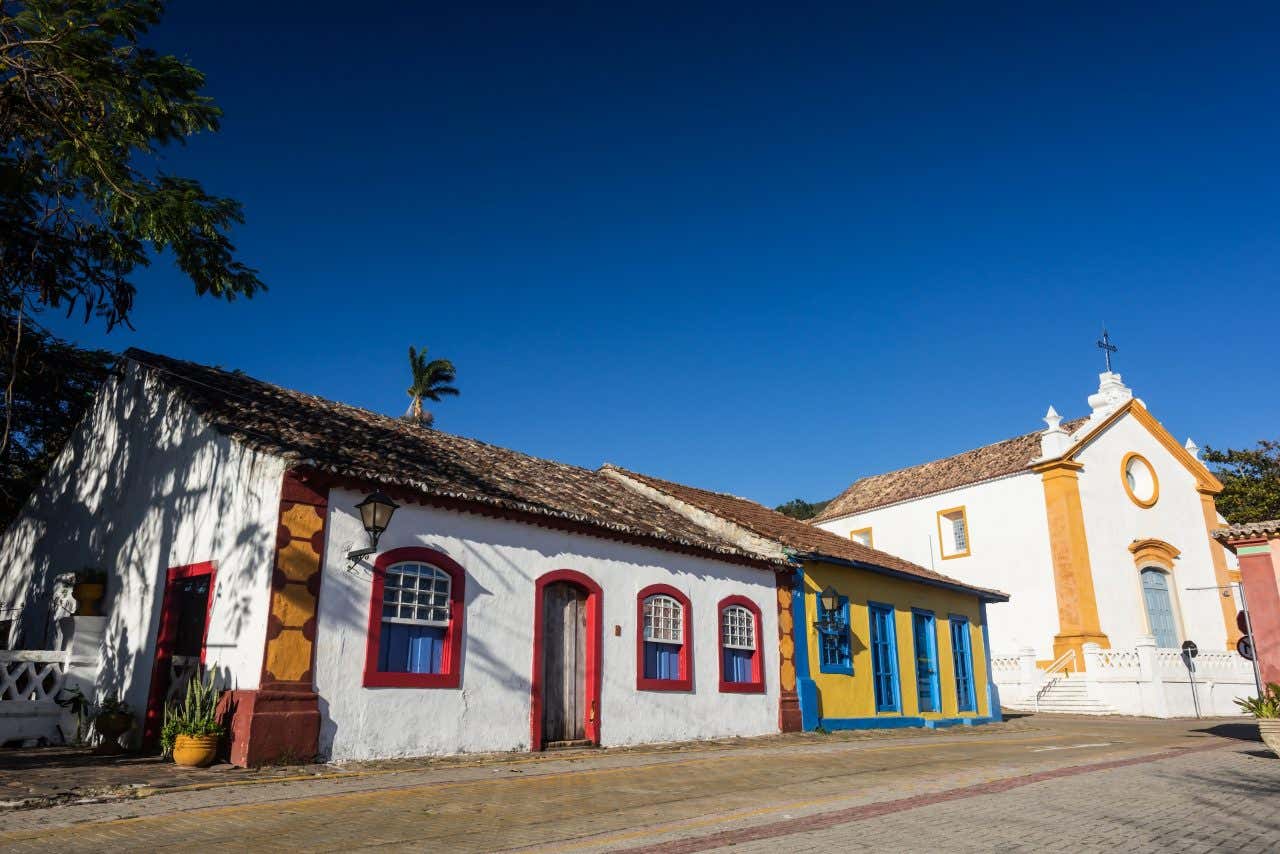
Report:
950,617,975,712
1141,569,1179,648
912,611,940,713
869,603,900,712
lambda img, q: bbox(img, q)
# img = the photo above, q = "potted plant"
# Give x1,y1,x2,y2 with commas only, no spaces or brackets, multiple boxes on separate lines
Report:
72,568,107,616
93,695,134,755
55,685,93,745
1235,682,1280,757
160,671,224,768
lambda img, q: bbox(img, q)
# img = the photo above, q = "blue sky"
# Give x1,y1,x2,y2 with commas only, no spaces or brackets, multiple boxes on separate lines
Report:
48,2,1280,506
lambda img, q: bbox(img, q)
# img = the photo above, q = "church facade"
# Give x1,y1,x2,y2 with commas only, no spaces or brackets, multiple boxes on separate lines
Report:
812,371,1254,716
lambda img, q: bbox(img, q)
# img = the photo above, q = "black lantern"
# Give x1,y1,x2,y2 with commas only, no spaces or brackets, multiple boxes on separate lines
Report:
347,491,399,566
355,492,398,548
819,584,841,615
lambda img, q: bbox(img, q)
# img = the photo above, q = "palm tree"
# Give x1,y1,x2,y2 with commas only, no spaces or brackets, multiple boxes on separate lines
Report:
403,345,459,427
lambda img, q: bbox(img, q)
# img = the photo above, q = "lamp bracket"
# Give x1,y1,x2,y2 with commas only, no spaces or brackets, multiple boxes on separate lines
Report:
346,546,375,569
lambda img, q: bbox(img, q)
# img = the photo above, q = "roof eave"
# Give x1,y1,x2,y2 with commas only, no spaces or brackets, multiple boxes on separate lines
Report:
791,550,1010,602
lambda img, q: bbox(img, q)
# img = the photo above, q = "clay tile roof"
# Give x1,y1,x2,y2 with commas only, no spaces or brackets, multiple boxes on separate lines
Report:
122,349,782,570
812,418,1090,522
604,465,1008,601
1213,520,1280,541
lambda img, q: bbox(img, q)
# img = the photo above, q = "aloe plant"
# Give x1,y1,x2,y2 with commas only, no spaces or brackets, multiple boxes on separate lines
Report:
159,670,224,756
1235,683,1280,719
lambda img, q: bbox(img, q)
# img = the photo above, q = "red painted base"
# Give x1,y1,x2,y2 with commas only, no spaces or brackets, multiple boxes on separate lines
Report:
779,694,803,732
219,684,320,767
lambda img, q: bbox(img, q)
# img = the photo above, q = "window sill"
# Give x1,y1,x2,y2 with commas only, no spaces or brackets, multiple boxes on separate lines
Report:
363,671,460,689
818,665,854,677
636,676,693,692
719,680,766,694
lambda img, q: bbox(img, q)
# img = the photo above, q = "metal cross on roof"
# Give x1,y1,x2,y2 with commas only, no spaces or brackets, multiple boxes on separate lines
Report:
1096,328,1118,373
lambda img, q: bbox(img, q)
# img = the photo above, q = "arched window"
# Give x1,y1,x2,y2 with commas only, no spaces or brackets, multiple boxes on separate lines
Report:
364,547,465,688
637,585,692,691
1140,568,1179,649
718,596,764,693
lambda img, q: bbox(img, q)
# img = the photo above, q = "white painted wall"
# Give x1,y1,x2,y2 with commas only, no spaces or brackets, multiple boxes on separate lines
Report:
817,408,1236,661
1075,414,1230,651
815,473,1059,658
0,363,283,726
314,489,781,761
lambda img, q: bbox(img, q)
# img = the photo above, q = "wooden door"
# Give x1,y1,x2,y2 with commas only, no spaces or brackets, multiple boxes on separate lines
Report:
541,582,587,744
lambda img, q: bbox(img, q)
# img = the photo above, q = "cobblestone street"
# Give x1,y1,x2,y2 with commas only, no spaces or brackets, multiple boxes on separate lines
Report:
1,715,1276,852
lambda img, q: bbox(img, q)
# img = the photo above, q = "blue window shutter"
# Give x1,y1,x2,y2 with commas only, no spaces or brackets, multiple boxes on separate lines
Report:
1141,570,1179,648
951,618,974,712
869,604,899,712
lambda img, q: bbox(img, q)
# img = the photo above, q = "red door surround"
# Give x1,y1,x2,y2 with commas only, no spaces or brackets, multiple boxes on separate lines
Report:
530,570,603,750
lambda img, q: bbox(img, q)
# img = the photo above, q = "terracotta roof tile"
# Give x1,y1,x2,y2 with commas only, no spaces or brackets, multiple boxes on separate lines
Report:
123,349,781,570
813,418,1089,522
1213,519,1280,541
605,466,1008,601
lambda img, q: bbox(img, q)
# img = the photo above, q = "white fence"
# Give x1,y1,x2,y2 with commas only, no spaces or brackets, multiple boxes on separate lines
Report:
0,648,97,745
994,635,1257,718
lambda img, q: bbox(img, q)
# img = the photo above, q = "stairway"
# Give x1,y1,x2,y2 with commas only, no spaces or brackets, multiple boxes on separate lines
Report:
1003,673,1118,715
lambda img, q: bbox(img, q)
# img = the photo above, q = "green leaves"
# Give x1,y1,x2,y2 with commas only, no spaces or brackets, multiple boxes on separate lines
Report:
1203,440,1280,525
404,344,459,427
1,0,263,329
159,668,224,756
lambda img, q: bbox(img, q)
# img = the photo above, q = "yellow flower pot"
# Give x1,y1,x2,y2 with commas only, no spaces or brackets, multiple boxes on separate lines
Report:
172,734,220,768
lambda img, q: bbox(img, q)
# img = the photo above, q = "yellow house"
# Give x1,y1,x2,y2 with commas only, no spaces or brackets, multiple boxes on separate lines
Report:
604,466,1010,731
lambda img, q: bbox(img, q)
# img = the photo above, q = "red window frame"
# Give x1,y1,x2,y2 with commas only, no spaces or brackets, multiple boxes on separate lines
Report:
636,583,693,692
363,547,465,689
717,595,765,693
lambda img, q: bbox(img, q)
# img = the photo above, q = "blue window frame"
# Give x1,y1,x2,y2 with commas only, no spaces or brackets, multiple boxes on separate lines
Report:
868,602,900,713
950,616,975,712
816,594,853,675
912,609,940,713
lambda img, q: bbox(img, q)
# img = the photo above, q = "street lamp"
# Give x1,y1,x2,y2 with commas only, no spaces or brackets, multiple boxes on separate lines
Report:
347,491,399,566
818,584,841,627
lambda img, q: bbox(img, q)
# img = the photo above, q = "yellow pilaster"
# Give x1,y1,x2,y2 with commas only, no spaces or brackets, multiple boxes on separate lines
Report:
1036,460,1109,666
1198,489,1242,647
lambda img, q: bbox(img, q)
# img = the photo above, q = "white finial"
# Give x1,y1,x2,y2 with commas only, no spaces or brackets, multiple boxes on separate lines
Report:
1185,438,1200,460
1087,371,1133,420
1039,404,1072,459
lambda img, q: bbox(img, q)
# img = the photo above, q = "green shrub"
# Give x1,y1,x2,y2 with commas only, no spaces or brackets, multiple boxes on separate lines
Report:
1235,683,1280,719
159,670,224,756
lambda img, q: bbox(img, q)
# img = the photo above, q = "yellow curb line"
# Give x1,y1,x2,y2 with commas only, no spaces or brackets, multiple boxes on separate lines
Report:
0,731,1062,844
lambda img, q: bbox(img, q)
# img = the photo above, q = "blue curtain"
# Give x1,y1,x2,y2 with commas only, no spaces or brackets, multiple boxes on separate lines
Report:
723,647,754,683
379,623,446,674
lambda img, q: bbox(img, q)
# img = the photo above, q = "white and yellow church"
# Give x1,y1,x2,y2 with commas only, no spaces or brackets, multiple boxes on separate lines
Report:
812,369,1255,716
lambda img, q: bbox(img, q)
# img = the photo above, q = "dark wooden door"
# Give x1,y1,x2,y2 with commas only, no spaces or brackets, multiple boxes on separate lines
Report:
541,582,587,744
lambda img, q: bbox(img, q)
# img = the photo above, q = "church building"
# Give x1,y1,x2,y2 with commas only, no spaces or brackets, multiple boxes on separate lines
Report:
812,366,1255,716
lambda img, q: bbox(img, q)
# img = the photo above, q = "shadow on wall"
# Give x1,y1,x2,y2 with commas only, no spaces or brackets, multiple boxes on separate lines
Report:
0,364,277,723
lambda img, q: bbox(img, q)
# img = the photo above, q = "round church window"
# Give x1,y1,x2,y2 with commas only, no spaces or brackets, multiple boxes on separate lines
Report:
1122,452,1159,508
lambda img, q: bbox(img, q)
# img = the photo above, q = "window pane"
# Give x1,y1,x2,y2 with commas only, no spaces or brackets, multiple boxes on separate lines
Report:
644,595,683,643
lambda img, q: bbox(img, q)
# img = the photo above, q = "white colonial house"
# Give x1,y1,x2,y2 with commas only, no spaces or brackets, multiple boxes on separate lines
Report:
0,350,789,762
813,370,1255,716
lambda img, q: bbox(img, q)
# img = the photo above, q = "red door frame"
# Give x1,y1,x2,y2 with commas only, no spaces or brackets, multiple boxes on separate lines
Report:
143,561,217,743
530,569,603,749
